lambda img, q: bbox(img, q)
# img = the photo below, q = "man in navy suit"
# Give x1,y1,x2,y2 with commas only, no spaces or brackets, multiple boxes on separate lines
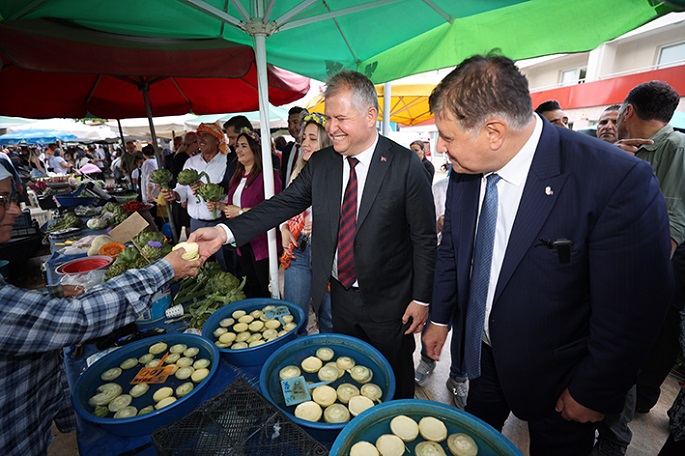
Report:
190,70,436,398
422,54,673,455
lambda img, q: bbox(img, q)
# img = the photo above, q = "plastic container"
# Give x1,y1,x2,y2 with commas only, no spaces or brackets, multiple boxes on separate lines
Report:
55,255,113,274
72,333,219,437
201,298,305,367
136,284,171,329
330,399,522,456
260,334,396,442
54,193,96,207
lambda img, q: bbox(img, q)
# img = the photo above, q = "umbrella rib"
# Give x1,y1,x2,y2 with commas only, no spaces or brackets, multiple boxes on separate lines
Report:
421,0,454,24
272,0,318,28
179,0,246,31
10,0,49,20
278,0,401,32
169,77,193,112
85,74,103,106
229,0,250,22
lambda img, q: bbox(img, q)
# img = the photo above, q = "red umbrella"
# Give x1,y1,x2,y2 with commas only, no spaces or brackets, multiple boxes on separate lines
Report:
0,19,309,119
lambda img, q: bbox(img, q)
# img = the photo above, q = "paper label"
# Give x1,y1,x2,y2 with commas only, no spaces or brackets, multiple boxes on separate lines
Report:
130,352,173,384
265,305,291,326
281,375,311,406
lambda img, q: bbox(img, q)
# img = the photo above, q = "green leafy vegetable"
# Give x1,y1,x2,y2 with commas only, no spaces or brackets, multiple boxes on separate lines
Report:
150,169,173,189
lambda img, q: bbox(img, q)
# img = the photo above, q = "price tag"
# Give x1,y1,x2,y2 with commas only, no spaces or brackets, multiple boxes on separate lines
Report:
265,305,291,326
131,352,173,384
281,376,311,406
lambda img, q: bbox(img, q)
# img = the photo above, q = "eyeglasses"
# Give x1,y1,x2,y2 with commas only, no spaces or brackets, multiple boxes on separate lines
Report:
0,192,19,209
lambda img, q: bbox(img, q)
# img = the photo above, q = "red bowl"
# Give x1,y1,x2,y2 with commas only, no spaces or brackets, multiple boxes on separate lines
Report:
57,256,113,274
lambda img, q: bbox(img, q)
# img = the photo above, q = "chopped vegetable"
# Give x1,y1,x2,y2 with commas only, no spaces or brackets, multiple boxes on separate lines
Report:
415,441,447,456
350,365,373,384
100,367,122,381
176,382,194,397
350,441,379,456
149,342,168,355
219,317,235,328
418,417,448,442
360,383,384,402
108,394,132,413
317,365,340,383
88,383,123,407
294,401,323,422
138,406,155,416
279,365,301,381
312,385,337,407
152,387,174,403
176,357,193,368
446,434,478,456
301,356,323,373
375,434,405,456
191,368,210,383
336,383,360,404
193,358,211,369
324,404,350,423
175,366,194,380
119,358,138,370
183,347,200,357
348,395,375,417
113,406,138,419
169,344,187,354
390,415,419,442
316,347,335,361
129,384,149,398
138,353,154,365
155,396,177,410
336,356,356,371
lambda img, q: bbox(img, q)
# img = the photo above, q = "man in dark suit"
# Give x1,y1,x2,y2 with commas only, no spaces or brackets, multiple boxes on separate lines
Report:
280,106,308,186
422,54,674,455
190,71,436,398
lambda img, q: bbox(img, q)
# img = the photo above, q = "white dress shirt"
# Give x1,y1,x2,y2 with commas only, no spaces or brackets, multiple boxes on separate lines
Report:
481,115,542,343
174,152,227,221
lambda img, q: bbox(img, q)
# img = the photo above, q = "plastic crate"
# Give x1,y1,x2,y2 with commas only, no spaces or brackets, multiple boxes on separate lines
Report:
11,210,38,238
152,377,329,456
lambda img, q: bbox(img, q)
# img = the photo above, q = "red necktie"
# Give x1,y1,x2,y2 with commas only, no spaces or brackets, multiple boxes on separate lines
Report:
337,157,359,288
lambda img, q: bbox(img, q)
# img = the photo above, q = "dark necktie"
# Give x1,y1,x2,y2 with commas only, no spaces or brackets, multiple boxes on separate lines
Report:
464,173,501,379
337,156,359,288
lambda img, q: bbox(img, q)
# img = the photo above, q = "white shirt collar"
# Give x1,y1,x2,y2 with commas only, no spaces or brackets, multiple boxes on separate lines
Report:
492,115,542,185
347,132,378,167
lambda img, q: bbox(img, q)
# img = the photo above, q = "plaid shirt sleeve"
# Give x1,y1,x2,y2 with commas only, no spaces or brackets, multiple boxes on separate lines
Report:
0,259,174,456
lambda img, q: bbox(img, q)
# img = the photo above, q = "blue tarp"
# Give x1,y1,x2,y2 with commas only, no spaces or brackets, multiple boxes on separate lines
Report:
0,128,77,145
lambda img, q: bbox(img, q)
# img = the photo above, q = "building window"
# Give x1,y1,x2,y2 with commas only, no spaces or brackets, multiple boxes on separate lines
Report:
658,42,685,69
560,67,587,87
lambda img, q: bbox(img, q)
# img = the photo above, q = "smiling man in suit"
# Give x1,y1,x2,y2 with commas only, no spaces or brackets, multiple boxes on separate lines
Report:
189,70,436,398
421,53,674,455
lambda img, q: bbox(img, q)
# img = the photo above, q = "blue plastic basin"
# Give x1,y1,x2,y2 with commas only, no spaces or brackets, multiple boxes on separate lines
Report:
201,298,305,367
72,334,219,437
330,399,523,456
260,334,396,441
54,193,95,207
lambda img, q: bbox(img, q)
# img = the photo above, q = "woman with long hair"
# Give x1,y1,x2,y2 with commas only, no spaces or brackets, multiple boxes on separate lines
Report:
280,112,334,333
215,127,282,297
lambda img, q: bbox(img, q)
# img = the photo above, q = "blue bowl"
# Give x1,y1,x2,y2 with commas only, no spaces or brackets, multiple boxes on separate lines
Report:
72,334,219,437
260,334,396,440
54,193,96,207
201,298,305,367
330,399,522,456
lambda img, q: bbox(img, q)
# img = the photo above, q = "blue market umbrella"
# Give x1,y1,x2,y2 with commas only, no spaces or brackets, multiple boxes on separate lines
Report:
0,128,77,145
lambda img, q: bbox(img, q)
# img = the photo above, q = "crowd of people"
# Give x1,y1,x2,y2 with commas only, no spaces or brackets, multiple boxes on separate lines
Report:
1,51,684,456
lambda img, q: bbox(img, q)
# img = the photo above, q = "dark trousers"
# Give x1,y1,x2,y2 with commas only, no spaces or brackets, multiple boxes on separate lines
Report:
466,344,597,456
636,304,682,411
237,242,270,298
329,279,415,399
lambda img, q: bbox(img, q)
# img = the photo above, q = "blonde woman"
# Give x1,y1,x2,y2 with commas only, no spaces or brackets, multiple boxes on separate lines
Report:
281,113,333,333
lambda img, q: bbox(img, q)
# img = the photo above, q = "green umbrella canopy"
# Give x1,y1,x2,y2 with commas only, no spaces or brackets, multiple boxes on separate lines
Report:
0,0,677,84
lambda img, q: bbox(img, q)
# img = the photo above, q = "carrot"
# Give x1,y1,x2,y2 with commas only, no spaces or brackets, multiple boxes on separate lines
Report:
99,242,126,258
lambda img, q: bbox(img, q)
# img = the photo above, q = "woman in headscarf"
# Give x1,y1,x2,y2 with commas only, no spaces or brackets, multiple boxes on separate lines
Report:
280,113,333,333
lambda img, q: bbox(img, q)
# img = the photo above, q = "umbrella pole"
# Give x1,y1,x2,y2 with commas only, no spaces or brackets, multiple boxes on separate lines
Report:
141,83,179,244
253,12,279,299
382,82,392,136
115,119,129,189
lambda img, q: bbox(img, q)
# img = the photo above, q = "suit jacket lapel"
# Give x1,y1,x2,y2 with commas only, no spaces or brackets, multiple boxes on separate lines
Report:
357,137,392,229
494,123,569,303
327,150,344,245
457,174,480,301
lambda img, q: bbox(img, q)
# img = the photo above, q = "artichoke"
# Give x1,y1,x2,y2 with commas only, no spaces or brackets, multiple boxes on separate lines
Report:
150,169,173,189
196,183,226,218
133,230,165,247
105,263,128,280
177,169,209,186
140,245,164,261
208,271,243,295
117,246,140,264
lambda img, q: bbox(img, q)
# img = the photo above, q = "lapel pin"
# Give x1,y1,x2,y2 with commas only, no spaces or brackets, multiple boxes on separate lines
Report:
380,156,387,162
545,186,553,196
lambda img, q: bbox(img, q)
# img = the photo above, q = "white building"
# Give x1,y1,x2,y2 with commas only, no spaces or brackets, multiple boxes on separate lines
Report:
519,12,685,130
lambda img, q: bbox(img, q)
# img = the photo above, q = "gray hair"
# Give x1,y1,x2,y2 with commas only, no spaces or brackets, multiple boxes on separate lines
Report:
324,70,379,113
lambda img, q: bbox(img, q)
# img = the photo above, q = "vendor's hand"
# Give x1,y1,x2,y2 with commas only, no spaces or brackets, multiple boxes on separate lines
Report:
555,388,605,423
164,248,203,280
62,285,85,297
436,215,445,234
614,138,653,155
160,188,178,202
422,323,449,361
281,227,297,249
402,301,429,335
189,181,203,194
188,226,227,261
